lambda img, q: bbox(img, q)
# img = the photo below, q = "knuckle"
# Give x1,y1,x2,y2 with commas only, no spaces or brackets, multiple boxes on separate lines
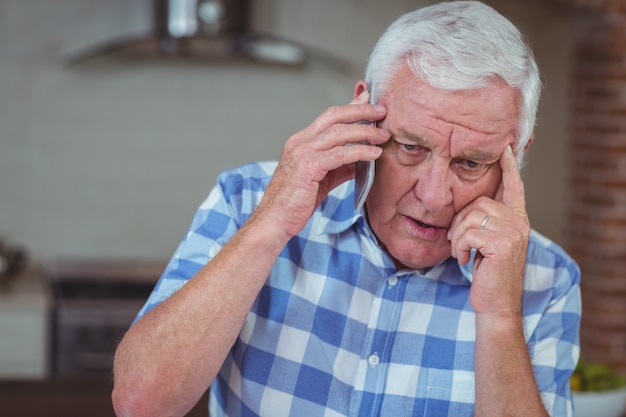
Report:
327,144,347,163
322,105,341,120
283,137,296,153
326,123,344,138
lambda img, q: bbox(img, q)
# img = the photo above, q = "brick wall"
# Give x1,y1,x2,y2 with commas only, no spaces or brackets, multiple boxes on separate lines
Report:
561,0,626,372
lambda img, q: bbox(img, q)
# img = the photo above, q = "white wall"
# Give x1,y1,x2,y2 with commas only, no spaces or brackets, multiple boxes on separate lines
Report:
0,0,572,262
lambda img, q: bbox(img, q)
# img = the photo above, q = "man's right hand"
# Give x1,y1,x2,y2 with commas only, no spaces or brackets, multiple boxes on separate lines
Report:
255,91,389,240
112,91,389,417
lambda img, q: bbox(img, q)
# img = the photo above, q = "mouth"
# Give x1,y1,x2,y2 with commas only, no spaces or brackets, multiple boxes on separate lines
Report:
404,216,448,239
415,219,437,228
414,218,447,229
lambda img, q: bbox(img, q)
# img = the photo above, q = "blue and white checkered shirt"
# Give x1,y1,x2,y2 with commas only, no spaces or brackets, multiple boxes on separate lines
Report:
136,161,581,417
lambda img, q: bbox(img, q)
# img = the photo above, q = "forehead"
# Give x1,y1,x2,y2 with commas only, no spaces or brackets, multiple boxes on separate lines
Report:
383,66,519,156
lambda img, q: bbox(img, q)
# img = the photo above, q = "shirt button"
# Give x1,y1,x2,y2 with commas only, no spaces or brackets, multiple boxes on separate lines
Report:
387,276,398,287
368,353,380,367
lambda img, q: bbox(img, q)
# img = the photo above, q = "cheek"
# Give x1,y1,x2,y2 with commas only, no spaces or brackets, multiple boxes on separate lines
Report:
483,166,503,197
369,156,413,207
452,170,502,211
366,178,393,220
366,164,404,221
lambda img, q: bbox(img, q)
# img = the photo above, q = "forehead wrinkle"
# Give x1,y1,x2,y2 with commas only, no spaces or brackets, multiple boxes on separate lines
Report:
440,116,511,162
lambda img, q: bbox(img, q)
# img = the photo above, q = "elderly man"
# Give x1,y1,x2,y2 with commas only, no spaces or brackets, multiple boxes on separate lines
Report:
112,2,581,416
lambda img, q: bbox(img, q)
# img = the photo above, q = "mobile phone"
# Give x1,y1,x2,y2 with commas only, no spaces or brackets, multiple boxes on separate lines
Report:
354,91,377,211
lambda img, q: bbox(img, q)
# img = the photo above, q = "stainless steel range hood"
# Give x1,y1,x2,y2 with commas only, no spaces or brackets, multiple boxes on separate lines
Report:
63,0,350,71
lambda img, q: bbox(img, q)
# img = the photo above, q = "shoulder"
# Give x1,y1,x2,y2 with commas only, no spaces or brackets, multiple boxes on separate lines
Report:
202,161,278,213
216,161,277,195
527,230,579,275
184,161,279,238
524,229,581,295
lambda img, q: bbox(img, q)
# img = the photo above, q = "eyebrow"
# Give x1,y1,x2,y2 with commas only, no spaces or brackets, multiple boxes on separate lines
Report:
397,128,501,162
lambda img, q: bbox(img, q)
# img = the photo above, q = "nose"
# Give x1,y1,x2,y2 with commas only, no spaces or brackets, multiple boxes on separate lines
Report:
414,158,454,211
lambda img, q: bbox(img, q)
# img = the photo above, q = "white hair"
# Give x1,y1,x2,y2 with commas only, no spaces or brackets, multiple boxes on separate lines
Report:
364,1,542,166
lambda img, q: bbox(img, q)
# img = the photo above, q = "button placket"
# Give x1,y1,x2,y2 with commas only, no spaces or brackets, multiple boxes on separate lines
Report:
352,275,407,415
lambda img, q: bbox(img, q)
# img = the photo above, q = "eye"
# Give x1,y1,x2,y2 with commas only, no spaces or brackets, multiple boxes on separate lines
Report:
452,159,491,181
453,158,483,170
462,160,480,169
392,139,429,166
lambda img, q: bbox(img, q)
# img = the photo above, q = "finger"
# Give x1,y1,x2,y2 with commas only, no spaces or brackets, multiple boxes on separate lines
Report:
450,226,478,265
315,143,383,175
325,123,390,148
448,209,488,252
307,98,386,136
350,90,370,105
496,145,526,212
447,199,487,240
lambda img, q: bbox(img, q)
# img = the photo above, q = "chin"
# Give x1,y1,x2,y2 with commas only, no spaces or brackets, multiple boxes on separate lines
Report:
390,248,451,271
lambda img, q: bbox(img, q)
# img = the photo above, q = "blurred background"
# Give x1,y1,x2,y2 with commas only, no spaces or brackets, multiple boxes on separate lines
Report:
0,0,624,416
0,0,573,264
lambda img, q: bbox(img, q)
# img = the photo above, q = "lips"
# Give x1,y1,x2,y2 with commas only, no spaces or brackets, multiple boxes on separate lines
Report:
415,219,437,228
413,216,447,229
403,216,448,240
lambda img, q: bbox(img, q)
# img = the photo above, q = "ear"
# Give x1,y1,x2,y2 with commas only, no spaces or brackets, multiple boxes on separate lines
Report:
354,80,369,100
524,134,534,151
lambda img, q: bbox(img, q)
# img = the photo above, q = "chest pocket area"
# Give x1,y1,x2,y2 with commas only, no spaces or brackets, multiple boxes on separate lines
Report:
425,369,475,416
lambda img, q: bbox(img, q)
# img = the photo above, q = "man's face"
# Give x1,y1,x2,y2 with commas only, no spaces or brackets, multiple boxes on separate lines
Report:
365,64,520,270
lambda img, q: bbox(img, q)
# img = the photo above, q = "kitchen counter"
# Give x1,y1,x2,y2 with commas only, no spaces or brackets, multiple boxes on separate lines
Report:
0,265,51,379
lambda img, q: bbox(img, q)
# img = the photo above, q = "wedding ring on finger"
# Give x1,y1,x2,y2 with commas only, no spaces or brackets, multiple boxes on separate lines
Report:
480,215,490,230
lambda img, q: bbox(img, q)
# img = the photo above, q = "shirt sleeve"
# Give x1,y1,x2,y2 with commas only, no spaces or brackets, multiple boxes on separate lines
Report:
526,244,582,417
133,162,274,322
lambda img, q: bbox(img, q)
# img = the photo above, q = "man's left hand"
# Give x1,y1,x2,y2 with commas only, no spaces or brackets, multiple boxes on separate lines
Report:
447,145,530,317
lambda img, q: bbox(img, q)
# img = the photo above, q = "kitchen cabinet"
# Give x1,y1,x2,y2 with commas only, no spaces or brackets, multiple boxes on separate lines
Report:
0,266,50,379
